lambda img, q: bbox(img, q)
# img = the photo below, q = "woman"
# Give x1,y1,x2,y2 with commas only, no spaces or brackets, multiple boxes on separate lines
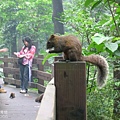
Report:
14,37,36,93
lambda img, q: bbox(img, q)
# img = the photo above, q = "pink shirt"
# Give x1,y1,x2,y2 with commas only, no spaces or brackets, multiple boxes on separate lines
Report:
17,45,36,66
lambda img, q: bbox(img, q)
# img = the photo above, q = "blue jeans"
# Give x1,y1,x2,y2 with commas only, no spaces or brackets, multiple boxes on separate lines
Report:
19,64,29,91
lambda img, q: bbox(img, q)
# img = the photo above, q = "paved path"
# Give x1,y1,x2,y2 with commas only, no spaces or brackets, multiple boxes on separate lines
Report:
0,78,40,120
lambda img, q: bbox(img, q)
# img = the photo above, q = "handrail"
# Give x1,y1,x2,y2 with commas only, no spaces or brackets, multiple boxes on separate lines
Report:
36,78,56,120
0,55,52,93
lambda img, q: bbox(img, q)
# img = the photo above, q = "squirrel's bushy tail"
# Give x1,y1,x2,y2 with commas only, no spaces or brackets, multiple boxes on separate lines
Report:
82,55,109,88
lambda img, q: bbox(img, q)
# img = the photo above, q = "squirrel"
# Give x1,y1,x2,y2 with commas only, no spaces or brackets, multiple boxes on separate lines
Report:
10,93,15,99
46,34,109,88
35,93,44,103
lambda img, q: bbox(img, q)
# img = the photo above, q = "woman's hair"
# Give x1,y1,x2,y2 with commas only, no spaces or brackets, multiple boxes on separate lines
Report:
22,36,32,50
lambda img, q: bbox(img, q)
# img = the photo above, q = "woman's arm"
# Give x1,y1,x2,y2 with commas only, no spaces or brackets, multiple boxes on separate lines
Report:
24,46,36,59
14,46,25,58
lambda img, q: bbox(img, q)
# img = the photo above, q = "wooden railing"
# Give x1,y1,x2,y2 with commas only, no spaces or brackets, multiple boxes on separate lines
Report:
36,60,87,120
0,55,52,93
0,55,87,120
36,78,56,120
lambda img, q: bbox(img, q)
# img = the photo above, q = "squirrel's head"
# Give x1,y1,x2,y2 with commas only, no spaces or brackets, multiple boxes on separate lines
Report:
46,34,59,49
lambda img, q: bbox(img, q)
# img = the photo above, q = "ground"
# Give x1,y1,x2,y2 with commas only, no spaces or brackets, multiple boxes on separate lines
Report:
0,78,41,120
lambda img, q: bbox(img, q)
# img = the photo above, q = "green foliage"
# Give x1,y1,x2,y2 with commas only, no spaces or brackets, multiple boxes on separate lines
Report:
42,53,58,65
33,78,38,83
62,0,120,61
63,0,120,57
61,0,120,119
44,81,49,87
88,33,120,56
40,50,59,65
87,70,115,120
0,0,54,54
91,33,113,45
0,71,5,78
105,42,118,53
85,63,115,119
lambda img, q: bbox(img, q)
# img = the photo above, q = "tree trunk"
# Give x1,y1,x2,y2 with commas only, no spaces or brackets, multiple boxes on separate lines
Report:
10,22,17,57
3,20,17,57
52,0,64,34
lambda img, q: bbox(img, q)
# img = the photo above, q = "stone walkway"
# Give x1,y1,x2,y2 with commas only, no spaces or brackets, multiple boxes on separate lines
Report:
0,78,40,120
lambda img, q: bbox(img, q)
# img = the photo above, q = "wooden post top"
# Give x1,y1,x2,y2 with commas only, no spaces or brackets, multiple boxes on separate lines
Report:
54,60,86,64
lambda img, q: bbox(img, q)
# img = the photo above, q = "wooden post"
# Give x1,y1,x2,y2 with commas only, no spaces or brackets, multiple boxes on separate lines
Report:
54,56,63,61
37,55,44,93
54,61,86,120
52,56,63,77
3,55,8,84
13,57,20,88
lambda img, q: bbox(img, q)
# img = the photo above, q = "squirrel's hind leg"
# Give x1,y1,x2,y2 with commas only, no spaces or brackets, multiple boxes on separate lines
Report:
68,51,78,61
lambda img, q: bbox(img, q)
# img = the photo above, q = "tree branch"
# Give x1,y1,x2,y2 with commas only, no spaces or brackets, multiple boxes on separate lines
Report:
107,0,120,36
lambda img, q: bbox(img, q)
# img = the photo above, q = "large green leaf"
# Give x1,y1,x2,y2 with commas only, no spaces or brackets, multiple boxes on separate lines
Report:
84,0,94,6
87,42,105,54
91,33,113,45
114,49,120,57
42,53,58,65
91,0,102,10
105,42,118,52
91,34,105,45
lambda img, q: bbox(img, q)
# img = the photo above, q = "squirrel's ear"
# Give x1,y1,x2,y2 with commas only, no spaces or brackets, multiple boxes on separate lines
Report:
50,34,55,39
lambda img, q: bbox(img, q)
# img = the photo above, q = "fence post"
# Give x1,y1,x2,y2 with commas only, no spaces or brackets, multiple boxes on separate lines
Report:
54,56,63,61
37,54,44,93
3,55,8,84
13,57,20,88
54,61,87,120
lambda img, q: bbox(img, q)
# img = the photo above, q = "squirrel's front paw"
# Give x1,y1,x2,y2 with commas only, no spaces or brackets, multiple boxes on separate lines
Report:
46,50,50,53
46,49,52,53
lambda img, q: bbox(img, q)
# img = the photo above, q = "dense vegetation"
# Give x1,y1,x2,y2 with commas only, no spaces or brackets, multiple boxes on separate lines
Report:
0,0,120,119
62,0,120,119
